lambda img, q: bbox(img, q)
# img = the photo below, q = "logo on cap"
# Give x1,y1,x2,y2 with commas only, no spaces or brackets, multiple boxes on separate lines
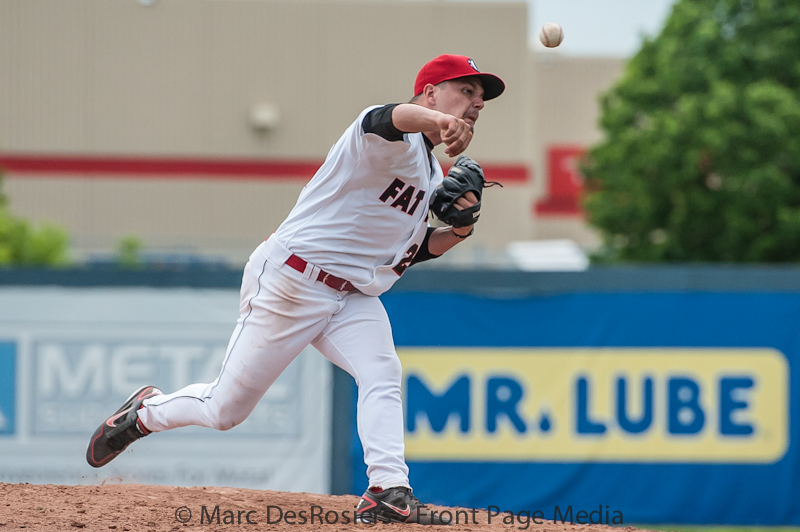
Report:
467,58,480,72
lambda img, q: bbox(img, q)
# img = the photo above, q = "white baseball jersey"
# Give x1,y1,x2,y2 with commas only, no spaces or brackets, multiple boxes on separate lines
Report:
274,105,444,296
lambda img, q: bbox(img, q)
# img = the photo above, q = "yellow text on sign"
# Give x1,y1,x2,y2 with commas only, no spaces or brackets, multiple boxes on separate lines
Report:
401,349,788,463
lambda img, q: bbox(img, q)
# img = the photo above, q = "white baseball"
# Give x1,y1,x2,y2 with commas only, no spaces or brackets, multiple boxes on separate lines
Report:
539,22,564,48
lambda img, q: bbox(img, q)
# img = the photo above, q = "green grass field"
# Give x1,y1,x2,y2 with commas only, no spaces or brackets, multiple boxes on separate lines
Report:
642,527,800,532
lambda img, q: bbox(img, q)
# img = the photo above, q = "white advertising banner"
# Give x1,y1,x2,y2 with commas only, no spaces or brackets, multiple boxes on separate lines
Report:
0,287,332,492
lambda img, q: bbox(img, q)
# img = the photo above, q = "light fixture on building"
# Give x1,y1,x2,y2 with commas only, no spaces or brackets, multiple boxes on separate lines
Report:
249,102,281,132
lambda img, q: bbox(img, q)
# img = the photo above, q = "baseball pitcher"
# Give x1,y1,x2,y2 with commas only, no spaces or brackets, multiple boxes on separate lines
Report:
87,54,504,526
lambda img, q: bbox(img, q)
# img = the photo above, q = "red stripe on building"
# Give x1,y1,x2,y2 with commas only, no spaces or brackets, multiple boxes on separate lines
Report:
0,155,322,179
441,163,528,183
0,154,530,183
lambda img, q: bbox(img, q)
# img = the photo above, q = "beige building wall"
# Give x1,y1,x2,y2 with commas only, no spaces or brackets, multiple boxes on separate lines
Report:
529,54,626,248
0,0,626,265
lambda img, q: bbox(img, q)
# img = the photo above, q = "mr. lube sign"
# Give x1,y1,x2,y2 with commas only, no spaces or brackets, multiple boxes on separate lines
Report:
402,349,788,463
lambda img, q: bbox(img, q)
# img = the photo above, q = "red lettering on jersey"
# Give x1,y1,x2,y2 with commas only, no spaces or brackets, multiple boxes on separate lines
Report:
391,186,415,212
393,243,419,276
407,189,426,216
379,178,406,202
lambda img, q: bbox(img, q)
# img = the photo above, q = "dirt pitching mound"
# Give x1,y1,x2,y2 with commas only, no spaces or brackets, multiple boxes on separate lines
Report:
0,483,649,532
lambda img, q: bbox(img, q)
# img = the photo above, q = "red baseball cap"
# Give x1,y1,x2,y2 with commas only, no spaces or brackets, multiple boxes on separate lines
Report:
414,54,505,101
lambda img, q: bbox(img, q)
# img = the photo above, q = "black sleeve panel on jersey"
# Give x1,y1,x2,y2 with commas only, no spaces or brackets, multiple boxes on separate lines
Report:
410,226,441,266
362,103,406,142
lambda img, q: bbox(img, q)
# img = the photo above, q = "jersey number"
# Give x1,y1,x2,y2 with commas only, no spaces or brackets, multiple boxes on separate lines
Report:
393,244,419,276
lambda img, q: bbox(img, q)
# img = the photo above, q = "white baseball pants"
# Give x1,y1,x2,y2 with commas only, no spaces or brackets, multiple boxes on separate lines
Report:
138,236,410,490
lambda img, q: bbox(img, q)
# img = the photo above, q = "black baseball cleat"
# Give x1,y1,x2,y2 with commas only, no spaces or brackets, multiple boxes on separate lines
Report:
355,486,452,525
86,385,162,468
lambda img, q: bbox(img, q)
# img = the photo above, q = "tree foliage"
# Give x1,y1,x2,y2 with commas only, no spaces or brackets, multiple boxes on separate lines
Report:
583,0,800,262
0,176,69,266
116,236,143,269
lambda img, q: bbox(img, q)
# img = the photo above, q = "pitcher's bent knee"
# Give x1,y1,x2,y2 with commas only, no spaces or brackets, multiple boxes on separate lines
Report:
367,353,402,384
206,402,250,431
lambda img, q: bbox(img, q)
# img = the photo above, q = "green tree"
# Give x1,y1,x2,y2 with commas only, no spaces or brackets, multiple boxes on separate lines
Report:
0,175,69,266
583,0,800,262
116,235,143,269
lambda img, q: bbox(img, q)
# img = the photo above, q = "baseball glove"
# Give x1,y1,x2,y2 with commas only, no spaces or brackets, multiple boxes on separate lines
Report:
430,155,500,228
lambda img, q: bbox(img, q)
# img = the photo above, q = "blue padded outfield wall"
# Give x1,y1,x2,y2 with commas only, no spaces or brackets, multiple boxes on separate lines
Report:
0,265,797,524
341,269,800,525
